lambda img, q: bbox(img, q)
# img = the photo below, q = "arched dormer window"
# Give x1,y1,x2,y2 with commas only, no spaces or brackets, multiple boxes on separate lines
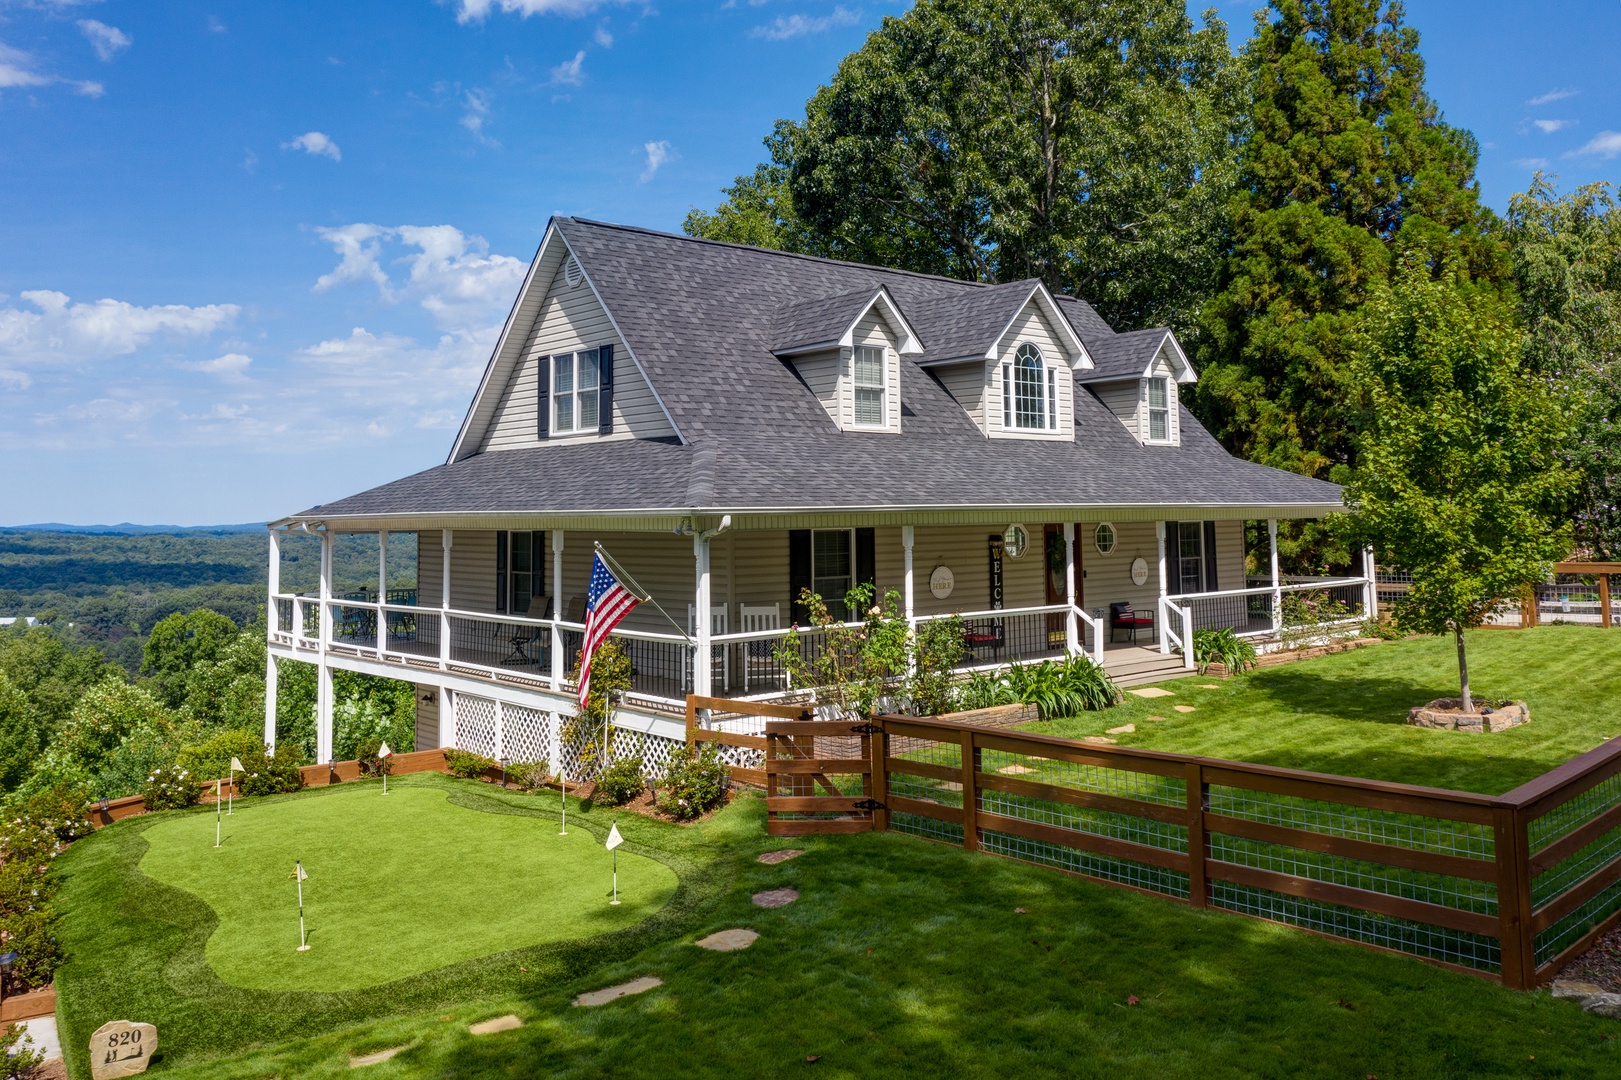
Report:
1002,342,1057,431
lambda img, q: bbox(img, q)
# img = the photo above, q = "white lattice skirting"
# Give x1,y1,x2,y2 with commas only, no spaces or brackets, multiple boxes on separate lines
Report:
453,693,683,783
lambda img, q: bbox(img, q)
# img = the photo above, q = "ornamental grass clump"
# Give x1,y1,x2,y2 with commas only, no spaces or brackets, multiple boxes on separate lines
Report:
141,763,199,812
1192,628,1258,675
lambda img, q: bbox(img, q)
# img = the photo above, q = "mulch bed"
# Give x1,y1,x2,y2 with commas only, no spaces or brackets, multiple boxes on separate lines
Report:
477,776,730,826
1557,922,1621,992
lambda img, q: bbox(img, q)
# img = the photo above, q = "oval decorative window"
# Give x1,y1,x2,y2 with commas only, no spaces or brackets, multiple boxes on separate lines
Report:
1094,522,1117,555
1003,523,1030,559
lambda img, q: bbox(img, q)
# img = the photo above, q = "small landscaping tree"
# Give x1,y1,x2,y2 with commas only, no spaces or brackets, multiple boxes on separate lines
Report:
1342,256,1576,711
775,584,910,719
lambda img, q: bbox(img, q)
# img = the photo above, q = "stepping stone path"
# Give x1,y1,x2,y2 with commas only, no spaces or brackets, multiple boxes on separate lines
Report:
1198,684,1220,689
1080,736,1117,746
1128,687,1175,699
350,1046,409,1068
573,976,662,1007
757,849,804,865
998,764,1037,775
1145,715,1167,722
696,929,759,952
753,888,799,908
1105,724,1135,735
468,1015,523,1035
1174,705,1196,714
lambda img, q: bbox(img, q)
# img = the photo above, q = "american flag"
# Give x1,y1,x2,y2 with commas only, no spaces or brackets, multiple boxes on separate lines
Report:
578,552,641,707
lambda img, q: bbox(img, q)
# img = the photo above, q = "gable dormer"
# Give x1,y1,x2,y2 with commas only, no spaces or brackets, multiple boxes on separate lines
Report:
1078,329,1196,446
771,287,923,433
915,280,1092,441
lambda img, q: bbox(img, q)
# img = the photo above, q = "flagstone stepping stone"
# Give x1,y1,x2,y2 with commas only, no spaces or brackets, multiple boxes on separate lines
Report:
753,888,799,908
1127,687,1175,699
1080,736,1117,746
1173,705,1196,714
1145,715,1167,722
573,976,662,1007
1198,684,1220,689
468,1015,522,1036
997,764,1037,775
1105,723,1135,735
696,929,759,951
757,849,805,865
350,1046,409,1068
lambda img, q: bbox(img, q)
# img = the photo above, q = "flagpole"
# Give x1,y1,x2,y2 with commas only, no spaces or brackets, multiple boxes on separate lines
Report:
295,860,310,951
215,779,222,848
594,543,690,642
559,772,567,836
612,845,619,906
227,777,233,816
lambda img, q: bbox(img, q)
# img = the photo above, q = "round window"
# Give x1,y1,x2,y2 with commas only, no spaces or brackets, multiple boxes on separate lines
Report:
1094,522,1117,555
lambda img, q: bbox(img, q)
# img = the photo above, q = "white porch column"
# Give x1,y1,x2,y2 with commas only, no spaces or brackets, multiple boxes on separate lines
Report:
1063,522,1080,656
263,654,277,750
1363,545,1378,621
316,530,334,764
440,529,453,667
694,533,712,698
551,531,566,686
902,525,916,621
267,529,281,616
265,529,282,748
441,688,457,750
1269,519,1282,636
376,530,388,658
1156,521,1170,655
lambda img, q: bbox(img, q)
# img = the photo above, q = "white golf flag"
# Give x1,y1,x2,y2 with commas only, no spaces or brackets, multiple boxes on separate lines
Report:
230,756,245,773
378,742,393,759
296,862,308,881
605,822,624,850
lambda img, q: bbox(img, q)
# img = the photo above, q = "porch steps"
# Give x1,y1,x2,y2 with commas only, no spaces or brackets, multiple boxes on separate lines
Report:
1105,651,1198,689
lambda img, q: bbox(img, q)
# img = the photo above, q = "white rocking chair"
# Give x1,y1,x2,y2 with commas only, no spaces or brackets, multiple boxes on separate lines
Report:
738,602,782,692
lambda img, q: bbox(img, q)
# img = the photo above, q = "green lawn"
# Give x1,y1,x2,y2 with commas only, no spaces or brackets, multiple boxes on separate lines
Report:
1029,625,1621,794
137,784,677,991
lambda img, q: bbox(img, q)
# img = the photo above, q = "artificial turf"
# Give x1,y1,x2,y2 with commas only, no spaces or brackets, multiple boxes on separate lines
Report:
1029,625,1621,794
137,784,677,991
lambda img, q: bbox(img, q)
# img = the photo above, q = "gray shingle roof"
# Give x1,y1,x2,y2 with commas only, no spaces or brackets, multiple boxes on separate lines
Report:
297,219,1342,520
1080,327,1173,382
770,288,880,354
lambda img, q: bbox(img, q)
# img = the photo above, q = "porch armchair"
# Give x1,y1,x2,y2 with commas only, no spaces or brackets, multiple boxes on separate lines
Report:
963,619,1005,660
1109,602,1156,644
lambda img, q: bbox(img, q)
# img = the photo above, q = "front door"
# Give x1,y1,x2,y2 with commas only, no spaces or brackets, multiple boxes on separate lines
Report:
1043,525,1081,650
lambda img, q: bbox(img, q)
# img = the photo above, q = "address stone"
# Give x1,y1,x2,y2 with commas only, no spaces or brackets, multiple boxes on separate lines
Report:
90,1020,157,1079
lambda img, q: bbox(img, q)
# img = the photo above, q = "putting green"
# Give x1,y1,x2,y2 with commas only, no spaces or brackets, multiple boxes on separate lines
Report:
138,782,677,992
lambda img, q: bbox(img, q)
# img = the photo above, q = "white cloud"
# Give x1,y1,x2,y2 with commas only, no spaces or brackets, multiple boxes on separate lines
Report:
1533,119,1573,134
1567,132,1621,160
456,0,622,23
0,39,103,96
186,353,253,380
313,224,392,295
1528,88,1579,106
550,50,586,86
460,88,497,146
640,139,674,182
282,131,341,161
751,5,858,40
594,24,613,47
1514,157,1550,170
312,224,526,334
77,20,132,62
0,290,239,373
242,149,258,175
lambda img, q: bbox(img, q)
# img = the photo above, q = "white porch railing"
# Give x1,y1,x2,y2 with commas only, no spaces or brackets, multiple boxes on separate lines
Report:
1159,575,1373,667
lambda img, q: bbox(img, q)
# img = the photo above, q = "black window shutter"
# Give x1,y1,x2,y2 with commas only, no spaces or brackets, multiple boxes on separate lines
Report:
855,528,876,595
1163,520,1179,594
535,356,550,439
788,530,812,624
597,343,615,435
1203,521,1219,593
533,532,547,615
495,530,509,613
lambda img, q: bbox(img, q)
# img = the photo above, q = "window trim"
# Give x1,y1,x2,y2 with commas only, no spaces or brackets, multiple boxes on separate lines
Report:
550,348,602,437
851,343,888,429
1145,375,1172,443
1094,522,1117,556
1001,342,1058,432
1177,521,1203,594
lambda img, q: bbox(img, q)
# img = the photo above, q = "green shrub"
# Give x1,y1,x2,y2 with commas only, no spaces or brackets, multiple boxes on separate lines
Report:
1004,655,1121,718
142,762,200,811
354,737,391,778
1191,628,1258,675
443,748,494,779
909,614,966,715
0,1022,45,1078
10,780,94,843
595,756,644,806
656,745,727,820
174,728,264,783
237,747,305,797
0,809,65,994
503,760,549,791
954,670,1017,711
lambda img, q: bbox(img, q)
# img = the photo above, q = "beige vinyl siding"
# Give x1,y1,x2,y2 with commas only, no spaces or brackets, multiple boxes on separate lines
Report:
934,361,989,434
479,259,674,451
1092,380,1141,441
872,524,1045,616
414,685,439,750
793,349,841,427
417,529,500,612
848,306,901,431
989,300,1074,441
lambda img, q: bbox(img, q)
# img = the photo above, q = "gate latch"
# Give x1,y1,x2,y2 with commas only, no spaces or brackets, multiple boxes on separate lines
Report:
849,723,882,735
852,798,885,812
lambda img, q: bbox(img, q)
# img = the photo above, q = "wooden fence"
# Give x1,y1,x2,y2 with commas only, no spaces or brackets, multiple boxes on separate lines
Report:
744,709,1621,991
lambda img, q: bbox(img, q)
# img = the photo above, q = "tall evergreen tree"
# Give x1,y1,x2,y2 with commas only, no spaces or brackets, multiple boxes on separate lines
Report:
1197,0,1502,480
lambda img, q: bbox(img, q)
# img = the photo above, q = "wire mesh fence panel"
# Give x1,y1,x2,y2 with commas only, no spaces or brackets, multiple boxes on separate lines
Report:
1208,786,1494,859
1208,833,1497,915
978,747,1185,807
979,787,1189,855
453,695,498,759
1526,767,1621,967
981,828,1192,899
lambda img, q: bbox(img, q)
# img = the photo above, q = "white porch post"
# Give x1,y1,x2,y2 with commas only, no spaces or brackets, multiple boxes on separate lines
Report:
1269,519,1282,636
902,525,915,621
265,530,280,749
376,530,388,658
440,529,453,667
263,654,277,750
441,688,457,750
551,531,565,687
1063,522,1079,656
694,533,712,698
1156,521,1170,655
1363,545,1378,621
317,529,334,765
267,529,281,617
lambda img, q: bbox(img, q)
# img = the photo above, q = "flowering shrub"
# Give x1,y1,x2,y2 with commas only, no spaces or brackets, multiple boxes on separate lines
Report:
594,756,644,806
142,763,200,812
0,807,66,994
236,748,305,797
354,737,391,778
11,781,94,844
656,746,727,821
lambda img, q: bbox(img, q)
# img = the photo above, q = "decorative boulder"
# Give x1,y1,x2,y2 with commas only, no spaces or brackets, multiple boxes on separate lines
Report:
1407,698,1529,733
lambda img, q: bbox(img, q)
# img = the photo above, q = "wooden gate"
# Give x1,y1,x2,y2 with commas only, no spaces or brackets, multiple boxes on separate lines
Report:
764,716,883,836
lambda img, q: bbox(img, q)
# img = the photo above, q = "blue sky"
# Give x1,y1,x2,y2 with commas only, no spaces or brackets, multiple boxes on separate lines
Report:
2,0,1618,526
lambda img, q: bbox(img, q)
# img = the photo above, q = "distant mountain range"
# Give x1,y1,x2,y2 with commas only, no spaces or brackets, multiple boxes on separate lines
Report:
2,523,267,535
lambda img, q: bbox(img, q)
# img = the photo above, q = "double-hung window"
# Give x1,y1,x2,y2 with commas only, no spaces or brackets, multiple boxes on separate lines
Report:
496,531,544,615
1146,377,1170,442
552,348,600,434
1177,522,1203,594
812,529,854,622
852,345,886,427
1002,342,1058,431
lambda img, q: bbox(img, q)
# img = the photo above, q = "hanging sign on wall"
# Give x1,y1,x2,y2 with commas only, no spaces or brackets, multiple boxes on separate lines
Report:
988,535,1005,610
929,565,955,600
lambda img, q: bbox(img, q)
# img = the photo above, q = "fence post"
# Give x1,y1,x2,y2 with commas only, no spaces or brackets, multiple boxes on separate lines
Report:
870,719,888,833
1185,762,1208,908
1602,575,1612,630
960,730,978,853
1494,806,1535,989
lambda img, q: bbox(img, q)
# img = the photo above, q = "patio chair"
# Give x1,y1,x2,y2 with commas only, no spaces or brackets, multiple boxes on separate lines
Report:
963,618,1005,661
738,602,782,691
1109,601,1156,644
